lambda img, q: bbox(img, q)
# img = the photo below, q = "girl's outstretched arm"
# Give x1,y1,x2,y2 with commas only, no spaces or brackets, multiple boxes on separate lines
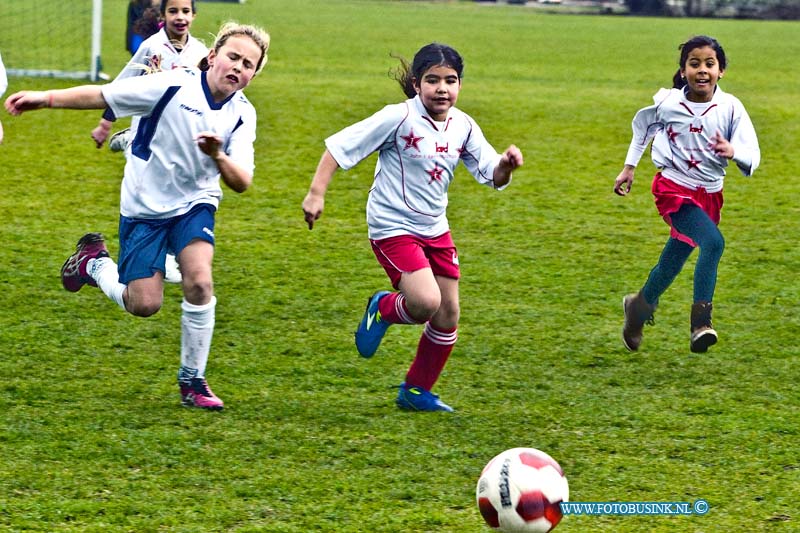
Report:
492,144,523,188
302,150,340,230
5,86,107,115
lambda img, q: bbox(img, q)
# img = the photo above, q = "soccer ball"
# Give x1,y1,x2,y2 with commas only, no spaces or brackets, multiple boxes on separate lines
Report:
476,447,569,533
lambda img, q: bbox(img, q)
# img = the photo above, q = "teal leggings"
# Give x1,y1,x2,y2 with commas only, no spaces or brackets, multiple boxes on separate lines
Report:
641,204,724,305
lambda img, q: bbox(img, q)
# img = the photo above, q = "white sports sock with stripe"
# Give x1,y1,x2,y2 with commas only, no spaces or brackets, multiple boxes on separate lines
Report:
87,257,126,310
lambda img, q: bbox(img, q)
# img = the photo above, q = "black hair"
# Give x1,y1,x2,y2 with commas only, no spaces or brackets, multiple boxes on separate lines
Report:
672,35,727,89
390,43,464,99
133,5,161,38
160,0,197,15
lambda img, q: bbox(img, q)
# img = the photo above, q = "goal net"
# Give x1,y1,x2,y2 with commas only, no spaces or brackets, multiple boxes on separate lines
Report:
0,0,104,81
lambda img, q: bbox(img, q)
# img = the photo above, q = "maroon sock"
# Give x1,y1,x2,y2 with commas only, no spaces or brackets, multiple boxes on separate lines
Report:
405,323,457,391
377,292,419,324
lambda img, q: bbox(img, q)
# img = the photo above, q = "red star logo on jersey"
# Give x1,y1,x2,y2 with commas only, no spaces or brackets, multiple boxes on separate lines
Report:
667,126,680,143
400,129,423,151
427,164,444,183
686,157,701,170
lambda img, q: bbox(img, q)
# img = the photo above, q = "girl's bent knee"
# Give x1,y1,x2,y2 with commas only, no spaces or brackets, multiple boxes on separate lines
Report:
129,301,162,317
183,280,214,303
408,296,441,323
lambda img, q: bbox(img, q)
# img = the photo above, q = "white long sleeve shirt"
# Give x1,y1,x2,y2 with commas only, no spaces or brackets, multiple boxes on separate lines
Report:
625,86,760,193
325,96,506,240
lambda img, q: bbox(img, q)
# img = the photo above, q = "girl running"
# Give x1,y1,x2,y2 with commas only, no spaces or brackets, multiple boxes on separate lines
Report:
5,22,270,410
613,35,760,353
302,43,523,412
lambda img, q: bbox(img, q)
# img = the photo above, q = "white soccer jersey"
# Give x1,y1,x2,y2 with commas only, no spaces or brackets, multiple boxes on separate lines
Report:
325,96,506,240
0,52,7,96
104,28,208,123
625,86,760,193
102,68,257,219
124,28,208,79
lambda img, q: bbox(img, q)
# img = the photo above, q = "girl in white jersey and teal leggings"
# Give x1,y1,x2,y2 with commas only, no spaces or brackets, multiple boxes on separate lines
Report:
613,35,760,354
5,22,270,410
303,43,523,412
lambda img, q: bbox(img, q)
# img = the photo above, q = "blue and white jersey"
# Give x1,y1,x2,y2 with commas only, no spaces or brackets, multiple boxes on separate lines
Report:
625,86,760,193
102,68,257,219
104,28,208,122
325,96,506,240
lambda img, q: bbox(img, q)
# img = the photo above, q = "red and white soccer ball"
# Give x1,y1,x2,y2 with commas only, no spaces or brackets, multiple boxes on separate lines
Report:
476,447,569,533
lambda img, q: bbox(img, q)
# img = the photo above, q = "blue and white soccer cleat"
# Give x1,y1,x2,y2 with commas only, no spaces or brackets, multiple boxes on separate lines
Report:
108,128,132,153
396,383,454,412
354,290,391,358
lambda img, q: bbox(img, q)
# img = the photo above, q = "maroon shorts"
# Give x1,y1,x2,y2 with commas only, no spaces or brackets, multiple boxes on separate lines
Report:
652,172,723,247
370,232,460,289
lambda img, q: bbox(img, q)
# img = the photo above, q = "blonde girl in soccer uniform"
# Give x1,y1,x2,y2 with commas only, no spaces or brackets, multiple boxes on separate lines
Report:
614,35,760,354
6,22,271,410
303,43,523,412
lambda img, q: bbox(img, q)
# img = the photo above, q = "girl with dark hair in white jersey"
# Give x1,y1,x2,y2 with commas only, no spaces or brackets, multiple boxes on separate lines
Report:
303,43,523,412
614,35,760,354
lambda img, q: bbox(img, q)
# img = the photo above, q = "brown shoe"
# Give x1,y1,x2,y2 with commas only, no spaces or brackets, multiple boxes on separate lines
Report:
622,292,656,351
690,301,718,353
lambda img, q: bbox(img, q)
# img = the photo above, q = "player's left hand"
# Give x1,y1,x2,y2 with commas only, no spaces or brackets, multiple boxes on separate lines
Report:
500,145,524,171
196,132,223,159
711,130,734,159
302,191,325,230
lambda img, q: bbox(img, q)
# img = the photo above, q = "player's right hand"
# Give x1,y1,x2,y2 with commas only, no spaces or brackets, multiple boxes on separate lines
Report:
613,166,636,196
302,192,324,230
4,91,48,115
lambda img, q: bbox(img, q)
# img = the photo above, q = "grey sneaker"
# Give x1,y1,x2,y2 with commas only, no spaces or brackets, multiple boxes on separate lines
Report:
622,292,656,351
108,128,131,152
690,301,717,353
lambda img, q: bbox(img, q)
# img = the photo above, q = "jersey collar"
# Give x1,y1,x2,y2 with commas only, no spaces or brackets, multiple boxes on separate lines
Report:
201,71,237,110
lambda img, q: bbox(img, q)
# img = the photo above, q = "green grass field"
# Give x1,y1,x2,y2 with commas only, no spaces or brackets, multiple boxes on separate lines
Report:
1,0,799,531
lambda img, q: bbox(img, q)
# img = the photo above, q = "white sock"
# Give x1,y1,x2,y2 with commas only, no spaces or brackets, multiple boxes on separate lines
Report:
180,296,216,379
87,257,126,310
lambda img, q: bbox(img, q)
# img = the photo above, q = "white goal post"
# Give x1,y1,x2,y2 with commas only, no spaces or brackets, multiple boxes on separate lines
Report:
0,0,104,81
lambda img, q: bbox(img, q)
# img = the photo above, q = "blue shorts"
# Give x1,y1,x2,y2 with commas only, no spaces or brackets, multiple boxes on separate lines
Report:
117,203,216,284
